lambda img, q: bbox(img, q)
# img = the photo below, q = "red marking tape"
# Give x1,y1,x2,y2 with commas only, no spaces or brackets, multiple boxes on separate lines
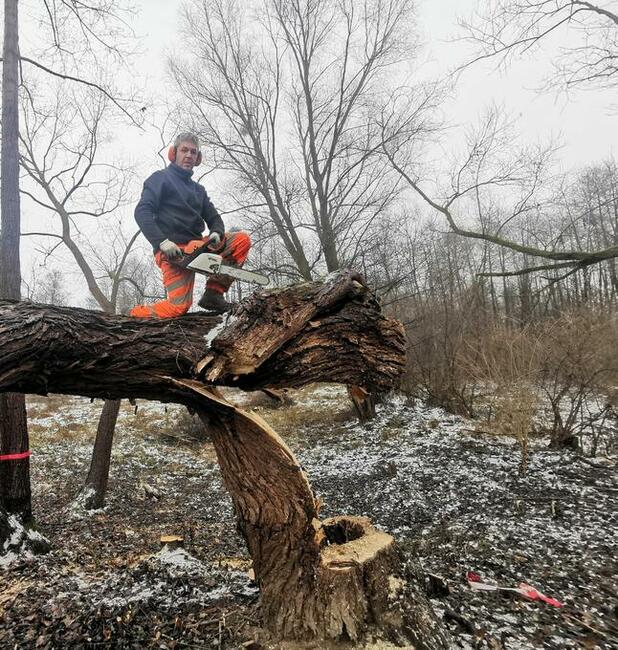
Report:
0,450,32,461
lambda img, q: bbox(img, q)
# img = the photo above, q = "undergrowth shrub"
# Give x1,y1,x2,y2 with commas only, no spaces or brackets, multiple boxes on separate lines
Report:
463,310,618,452
459,324,542,471
534,310,618,452
399,286,490,417
398,295,617,454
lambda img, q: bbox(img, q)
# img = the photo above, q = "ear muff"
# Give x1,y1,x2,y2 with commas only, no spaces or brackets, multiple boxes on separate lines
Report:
167,146,202,165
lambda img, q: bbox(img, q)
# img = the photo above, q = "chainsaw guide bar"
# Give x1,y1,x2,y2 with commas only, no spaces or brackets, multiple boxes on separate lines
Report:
175,251,270,287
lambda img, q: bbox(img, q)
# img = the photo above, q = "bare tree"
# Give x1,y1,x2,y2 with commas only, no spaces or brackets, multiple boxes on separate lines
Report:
18,0,141,124
20,86,136,302
382,108,618,279
459,0,618,92
0,0,141,537
26,268,69,305
0,0,31,522
170,0,439,280
567,159,618,294
82,221,163,315
19,83,143,509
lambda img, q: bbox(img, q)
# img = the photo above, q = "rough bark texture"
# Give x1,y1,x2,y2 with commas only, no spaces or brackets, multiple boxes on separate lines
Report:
0,393,31,519
0,0,20,299
82,398,121,509
185,381,448,647
0,273,404,400
0,272,448,645
0,0,31,521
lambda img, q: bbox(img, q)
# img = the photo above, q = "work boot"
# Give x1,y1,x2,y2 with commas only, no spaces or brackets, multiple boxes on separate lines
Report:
198,289,235,314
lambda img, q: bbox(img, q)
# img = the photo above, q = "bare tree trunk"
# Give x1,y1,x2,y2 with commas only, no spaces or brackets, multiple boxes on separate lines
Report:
0,503,49,555
82,293,122,510
0,394,31,519
0,0,32,520
82,398,121,509
0,0,20,301
0,273,404,396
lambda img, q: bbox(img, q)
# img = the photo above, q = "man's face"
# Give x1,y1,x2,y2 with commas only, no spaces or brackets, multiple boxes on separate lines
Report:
175,140,199,170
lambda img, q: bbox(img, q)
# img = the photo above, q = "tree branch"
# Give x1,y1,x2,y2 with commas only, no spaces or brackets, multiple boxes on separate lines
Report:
17,56,142,127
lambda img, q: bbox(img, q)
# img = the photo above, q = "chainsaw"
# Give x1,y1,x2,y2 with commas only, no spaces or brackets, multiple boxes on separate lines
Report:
174,243,269,286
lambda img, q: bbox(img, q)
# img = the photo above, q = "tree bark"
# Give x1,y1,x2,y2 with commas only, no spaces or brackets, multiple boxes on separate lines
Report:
0,272,448,645
0,0,32,521
347,385,377,422
82,398,121,509
0,0,20,300
0,504,50,557
182,380,448,646
0,272,404,399
0,393,31,519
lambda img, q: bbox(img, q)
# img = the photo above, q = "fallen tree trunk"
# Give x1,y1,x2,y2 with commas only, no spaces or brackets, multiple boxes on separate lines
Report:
0,271,449,647
0,272,403,400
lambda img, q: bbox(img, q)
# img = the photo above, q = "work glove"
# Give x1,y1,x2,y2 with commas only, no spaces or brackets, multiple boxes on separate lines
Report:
207,231,222,249
159,239,182,259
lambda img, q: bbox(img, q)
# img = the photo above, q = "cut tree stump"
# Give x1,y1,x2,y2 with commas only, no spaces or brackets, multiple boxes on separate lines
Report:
0,271,449,647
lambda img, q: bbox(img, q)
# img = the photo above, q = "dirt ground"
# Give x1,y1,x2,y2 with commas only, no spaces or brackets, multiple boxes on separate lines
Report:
1,386,616,649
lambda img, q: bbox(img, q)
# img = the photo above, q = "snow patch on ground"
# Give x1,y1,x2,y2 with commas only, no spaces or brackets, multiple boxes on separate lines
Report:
2,388,615,648
156,546,206,575
0,514,49,569
292,394,616,647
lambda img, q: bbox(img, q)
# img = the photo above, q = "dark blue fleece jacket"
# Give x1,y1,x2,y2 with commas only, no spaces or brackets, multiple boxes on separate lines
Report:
134,163,225,251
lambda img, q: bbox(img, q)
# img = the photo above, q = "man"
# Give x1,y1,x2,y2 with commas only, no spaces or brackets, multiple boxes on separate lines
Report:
130,132,250,317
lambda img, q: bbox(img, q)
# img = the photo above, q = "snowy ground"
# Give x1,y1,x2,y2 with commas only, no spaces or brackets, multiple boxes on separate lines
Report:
1,386,616,648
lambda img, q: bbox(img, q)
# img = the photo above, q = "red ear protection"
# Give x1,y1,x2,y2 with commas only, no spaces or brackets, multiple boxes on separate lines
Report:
168,146,202,165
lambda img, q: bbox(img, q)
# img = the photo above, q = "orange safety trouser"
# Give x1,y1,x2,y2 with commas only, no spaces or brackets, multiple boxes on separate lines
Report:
130,230,251,319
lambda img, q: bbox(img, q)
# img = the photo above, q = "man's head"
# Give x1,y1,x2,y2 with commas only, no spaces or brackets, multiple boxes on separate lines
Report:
169,132,202,170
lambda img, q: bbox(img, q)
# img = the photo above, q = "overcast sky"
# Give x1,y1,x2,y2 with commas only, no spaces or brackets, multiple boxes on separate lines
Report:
132,0,615,170
419,0,616,168
15,0,617,300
